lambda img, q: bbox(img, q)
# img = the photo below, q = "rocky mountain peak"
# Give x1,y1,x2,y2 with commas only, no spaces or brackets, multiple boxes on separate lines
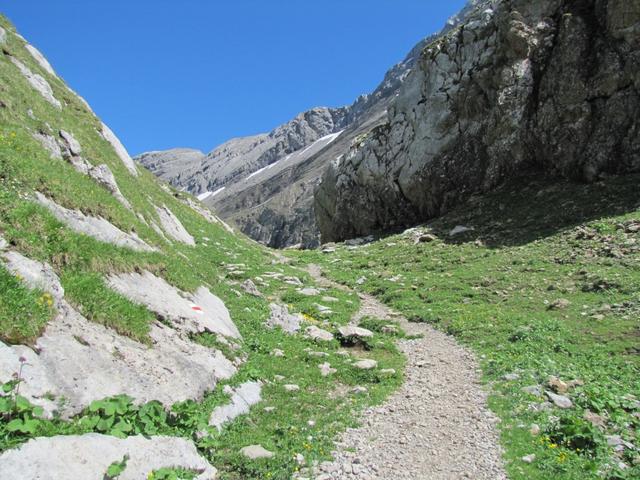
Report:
136,1,485,248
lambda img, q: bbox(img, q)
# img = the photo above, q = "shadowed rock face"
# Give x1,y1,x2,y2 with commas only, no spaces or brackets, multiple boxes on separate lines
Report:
315,0,640,242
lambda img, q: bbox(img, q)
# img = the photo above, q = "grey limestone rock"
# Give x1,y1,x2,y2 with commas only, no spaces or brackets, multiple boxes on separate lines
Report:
0,434,217,480
155,205,196,245
33,131,63,159
100,122,138,176
209,381,262,430
10,56,61,108
266,303,302,334
59,129,82,156
88,164,133,209
338,326,374,341
241,279,263,297
353,359,378,370
33,130,131,209
108,270,241,339
35,192,154,252
316,0,640,242
546,391,573,409
240,444,274,460
25,43,56,76
0,252,236,417
305,325,334,342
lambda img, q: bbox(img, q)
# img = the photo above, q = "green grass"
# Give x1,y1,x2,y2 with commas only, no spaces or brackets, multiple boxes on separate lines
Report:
0,264,54,344
294,174,640,480
62,271,154,343
2,12,638,479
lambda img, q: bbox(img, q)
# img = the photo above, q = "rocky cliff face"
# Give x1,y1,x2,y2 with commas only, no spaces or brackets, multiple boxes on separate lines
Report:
136,6,478,248
316,0,640,242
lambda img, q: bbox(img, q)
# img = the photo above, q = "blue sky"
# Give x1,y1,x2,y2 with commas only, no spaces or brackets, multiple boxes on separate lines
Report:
2,1,466,155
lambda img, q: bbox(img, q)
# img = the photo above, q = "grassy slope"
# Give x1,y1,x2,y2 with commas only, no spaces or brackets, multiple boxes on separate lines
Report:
295,174,640,479
0,16,403,479
3,12,638,479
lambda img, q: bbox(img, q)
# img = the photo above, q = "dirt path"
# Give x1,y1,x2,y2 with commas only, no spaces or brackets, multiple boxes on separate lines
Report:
305,264,507,480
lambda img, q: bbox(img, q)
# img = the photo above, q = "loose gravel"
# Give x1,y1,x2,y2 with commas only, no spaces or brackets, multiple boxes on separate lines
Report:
304,265,507,480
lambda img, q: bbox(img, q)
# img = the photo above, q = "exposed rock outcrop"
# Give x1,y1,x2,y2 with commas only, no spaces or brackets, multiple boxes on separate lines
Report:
24,43,56,76
9,56,61,108
108,271,241,339
316,0,640,242
43,129,133,209
266,303,302,334
209,381,262,430
0,434,217,480
0,252,236,417
35,193,155,252
100,122,139,176
154,205,196,245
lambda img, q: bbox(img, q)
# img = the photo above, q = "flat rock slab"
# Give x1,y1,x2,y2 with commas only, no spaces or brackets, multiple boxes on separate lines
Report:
338,325,374,340
0,434,217,480
25,44,56,76
546,391,573,409
35,192,154,252
266,303,302,333
304,265,506,479
155,205,195,245
88,164,132,210
100,122,138,176
305,325,334,342
10,56,61,108
2,250,65,300
108,270,241,339
0,252,236,417
209,381,262,430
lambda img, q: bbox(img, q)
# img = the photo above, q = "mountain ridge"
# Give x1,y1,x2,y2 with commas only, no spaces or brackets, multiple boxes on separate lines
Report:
135,1,485,248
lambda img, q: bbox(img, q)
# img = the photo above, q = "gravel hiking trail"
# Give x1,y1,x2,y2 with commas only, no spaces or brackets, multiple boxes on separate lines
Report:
305,264,507,479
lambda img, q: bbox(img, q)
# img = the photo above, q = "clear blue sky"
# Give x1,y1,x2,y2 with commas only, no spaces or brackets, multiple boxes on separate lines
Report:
2,1,466,155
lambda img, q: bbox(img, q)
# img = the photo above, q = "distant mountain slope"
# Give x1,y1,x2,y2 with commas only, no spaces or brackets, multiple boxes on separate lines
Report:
136,1,483,248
